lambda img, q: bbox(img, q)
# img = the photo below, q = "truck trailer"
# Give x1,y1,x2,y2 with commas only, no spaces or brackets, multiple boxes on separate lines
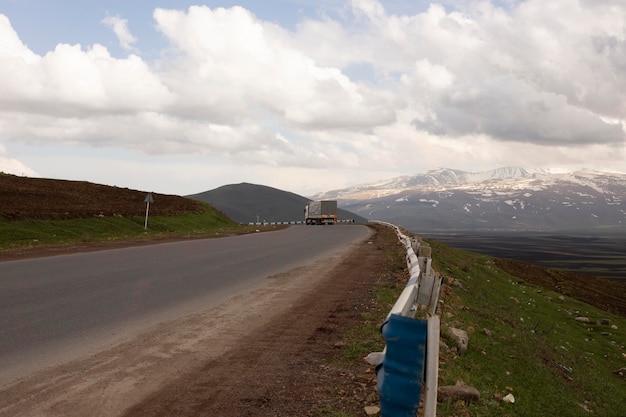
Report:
304,200,337,225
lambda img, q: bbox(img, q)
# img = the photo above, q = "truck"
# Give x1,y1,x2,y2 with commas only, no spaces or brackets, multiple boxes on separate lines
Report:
304,200,337,225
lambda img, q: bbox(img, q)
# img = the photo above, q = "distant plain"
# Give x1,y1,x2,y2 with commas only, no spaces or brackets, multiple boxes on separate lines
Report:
420,231,626,280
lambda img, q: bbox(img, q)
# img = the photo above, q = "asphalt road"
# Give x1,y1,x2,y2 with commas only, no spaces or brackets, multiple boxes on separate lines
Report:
0,225,370,384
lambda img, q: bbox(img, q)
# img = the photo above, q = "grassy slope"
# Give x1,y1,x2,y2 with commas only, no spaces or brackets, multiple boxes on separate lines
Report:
0,174,251,251
0,203,251,250
429,239,626,417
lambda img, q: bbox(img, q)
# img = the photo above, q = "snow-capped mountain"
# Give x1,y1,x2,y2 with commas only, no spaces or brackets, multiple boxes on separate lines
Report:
313,168,626,232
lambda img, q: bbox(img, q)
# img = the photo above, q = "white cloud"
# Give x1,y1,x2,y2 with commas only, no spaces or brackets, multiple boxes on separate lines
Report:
0,17,172,117
153,5,397,129
293,0,626,147
102,15,138,51
0,1,625,195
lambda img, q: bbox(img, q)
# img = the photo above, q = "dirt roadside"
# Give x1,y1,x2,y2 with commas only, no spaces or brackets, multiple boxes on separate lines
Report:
0,226,399,417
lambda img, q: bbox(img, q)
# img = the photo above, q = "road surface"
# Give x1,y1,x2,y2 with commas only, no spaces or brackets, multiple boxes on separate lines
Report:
0,225,370,385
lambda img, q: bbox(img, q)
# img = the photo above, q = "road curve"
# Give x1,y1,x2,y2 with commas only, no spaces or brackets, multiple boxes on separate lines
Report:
0,225,370,384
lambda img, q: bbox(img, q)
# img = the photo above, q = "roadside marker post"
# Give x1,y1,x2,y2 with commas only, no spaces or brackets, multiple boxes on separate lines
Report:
144,192,154,229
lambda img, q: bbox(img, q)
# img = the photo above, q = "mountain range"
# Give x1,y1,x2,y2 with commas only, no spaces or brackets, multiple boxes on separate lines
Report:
3,167,622,234
312,167,626,232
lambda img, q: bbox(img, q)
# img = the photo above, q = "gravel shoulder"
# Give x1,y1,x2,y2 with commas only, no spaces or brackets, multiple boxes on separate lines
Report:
1,226,396,417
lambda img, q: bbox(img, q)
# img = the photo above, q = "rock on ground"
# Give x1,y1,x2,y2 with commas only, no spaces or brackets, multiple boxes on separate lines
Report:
437,385,481,403
446,327,469,355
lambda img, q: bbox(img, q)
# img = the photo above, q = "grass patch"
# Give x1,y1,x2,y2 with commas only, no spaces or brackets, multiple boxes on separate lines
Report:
342,322,385,363
0,203,266,250
340,269,405,364
376,283,399,305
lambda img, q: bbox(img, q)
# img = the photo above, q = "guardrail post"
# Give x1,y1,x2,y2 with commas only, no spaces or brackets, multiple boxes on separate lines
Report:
423,315,440,417
411,237,420,254
427,277,445,316
416,273,436,307
417,245,432,277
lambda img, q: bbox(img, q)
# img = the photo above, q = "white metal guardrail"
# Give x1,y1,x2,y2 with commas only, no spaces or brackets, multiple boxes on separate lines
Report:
247,219,355,225
367,220,444,417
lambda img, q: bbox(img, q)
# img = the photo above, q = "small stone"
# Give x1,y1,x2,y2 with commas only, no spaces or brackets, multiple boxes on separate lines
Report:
575,317,591,323
334,341,346,348
364,405,380,416
611,325,618,330
362,352,384,366
447,327,469,355
483,328,493,337
437,386,480,403
502,393,515,403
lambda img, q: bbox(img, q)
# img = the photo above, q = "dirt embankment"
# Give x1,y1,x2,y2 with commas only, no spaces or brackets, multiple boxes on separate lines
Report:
0,173,202,220
0,226,402,417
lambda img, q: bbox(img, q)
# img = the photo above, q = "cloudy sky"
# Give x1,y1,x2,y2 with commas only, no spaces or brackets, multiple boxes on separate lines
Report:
1,0,625,196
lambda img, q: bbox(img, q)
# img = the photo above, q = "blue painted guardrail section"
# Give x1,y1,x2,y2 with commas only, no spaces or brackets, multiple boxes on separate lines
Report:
368,221,444,417
378,314,428,416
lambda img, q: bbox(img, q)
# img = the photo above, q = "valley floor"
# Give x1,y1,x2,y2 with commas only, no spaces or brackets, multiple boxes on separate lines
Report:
422,231,626,280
